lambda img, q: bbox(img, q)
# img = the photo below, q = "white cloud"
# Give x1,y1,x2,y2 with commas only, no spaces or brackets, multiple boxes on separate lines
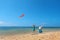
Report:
0,21,5,25
0,21,18,26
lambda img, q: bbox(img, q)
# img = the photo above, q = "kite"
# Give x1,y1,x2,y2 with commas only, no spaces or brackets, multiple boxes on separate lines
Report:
19,13,24,18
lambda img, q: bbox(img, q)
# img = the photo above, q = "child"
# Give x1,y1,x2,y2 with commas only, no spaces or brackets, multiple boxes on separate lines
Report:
39,25,43,33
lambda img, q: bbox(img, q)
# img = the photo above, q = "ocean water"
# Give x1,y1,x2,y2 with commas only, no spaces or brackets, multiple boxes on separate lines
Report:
0,27,60,35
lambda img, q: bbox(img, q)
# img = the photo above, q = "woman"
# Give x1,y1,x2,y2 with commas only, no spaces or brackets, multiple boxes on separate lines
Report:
32,25,35,32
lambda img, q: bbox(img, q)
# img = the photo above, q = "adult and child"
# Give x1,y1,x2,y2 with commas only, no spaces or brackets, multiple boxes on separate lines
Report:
32,25,43,33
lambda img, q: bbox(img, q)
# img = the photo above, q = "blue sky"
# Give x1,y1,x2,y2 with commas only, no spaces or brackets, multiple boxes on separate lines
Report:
0,0,60,27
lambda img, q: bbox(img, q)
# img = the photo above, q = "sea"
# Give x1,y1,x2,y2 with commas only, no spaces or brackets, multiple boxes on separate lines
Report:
0,26,60,35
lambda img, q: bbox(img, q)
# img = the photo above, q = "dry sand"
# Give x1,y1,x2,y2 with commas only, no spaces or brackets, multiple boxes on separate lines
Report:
0,32,60,40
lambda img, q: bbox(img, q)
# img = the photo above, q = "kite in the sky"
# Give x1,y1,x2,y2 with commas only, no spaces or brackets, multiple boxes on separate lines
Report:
19,13,24,18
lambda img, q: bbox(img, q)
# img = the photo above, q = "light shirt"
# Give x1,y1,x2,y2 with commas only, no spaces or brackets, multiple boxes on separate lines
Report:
39,26,42,29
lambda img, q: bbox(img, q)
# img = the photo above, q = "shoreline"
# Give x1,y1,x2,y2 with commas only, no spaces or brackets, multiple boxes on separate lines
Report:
0,31,60,35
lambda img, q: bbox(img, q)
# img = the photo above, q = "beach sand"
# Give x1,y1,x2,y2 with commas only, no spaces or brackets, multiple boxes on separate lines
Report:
0,32,60,40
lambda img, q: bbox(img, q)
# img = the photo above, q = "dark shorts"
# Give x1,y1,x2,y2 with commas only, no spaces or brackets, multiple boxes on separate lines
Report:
39,29,42,33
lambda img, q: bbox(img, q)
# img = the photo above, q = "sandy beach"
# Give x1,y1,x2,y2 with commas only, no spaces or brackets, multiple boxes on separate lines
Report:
0,31,60,40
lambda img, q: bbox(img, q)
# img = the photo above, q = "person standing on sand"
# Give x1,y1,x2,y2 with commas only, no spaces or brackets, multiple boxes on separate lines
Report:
39,25,43,33
32,25,35,33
